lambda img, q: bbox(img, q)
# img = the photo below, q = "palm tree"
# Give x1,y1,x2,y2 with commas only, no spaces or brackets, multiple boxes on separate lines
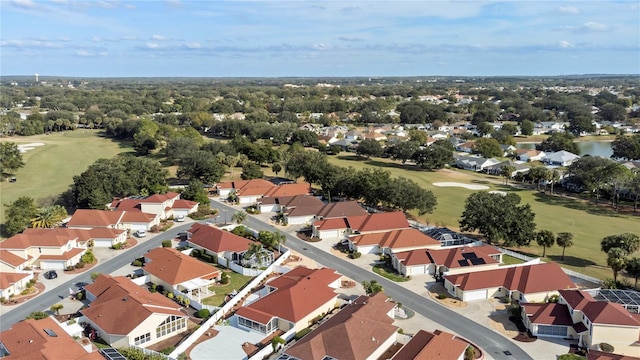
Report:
607,247,627,283
31,205,67,228
547,169,560,195
224,155,241,180
231,211,247,224
500,164,516,185
50,303,63,315
535,230,555,257
556,232,574,261
625,257,640,288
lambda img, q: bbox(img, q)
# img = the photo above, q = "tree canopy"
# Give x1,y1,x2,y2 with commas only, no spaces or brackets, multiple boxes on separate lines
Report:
0,142,25,178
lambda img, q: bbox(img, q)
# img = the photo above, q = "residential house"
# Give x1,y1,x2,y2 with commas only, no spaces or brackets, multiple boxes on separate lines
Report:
0,229,89,270
390,329,469,360
170,199,200,218
430,131,449,139
257,195,324,225
262,183,312,199
392,245,502,277
184,223,271,269
312,211,410,241
234,267,341,336
283,292,398,360
485,160,531,177
543,151,581,167
500,144,517,157
444,262,576,302
0,317,103,360
424,227,477,247
315,201,369,220
110,192,188,220
0,272,33,299
22,227,127,249
454,155,501,172
521,289,640,356
362,132,387,142
0,250,32,272
516,149,545,162
344,129,362,140
216,179,275,200
81,274,189,349
67,209,160,232
348,228,441,255
456,141,475,153
535,121,566,135
143,247,221,302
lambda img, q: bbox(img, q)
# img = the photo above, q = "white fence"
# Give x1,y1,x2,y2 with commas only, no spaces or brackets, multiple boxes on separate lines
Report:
248,327,297,360
169,248,291,359
497,247,602,286
130,344,170,359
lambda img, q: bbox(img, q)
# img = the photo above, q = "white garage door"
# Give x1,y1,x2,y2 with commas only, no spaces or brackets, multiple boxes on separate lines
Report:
463,289,488,301
358,245,377,254
93,239,113,248
287,215,314,225
130,224,148,232
40,261,65,270
319,230,341,239
260,204,278,213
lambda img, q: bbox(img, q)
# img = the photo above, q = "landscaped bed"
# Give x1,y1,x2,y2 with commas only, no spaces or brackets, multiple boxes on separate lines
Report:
372,263,410,282
202,270,253,307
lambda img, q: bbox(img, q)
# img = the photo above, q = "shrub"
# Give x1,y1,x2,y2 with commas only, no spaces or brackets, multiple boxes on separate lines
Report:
161,240,172,248
547,294,559,303
26,311,48,320
398,328,404,334
112,243,122,250
66,266,75,271
295,328,312,340
558,355,587,360
160,347,176,355
0,297,5,303
167,292,174,299
464,346,477,360
197,309,210,318
90,272,101,281
350,251,362,259
21,289,29,295
201,254,214,263
156,285,164,293
132,259,143,267
75,292,84,300
437,293,447,300
75,261,85,269
191,249,201,258
150,225,159,232
599,343,614,353
220,272,230,285
81,250,95,264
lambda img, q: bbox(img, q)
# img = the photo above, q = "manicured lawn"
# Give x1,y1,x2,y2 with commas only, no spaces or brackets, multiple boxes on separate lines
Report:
501,254,526,266
327,155,640,281
372,264,410,282
202,270,253,306
0,131,130,226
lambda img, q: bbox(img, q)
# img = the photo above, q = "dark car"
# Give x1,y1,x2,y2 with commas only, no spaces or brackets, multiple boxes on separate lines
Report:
43,270,58,279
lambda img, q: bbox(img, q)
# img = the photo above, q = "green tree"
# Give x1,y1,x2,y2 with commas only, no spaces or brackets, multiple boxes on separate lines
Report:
536,230,555,257
50,303,63,315
601,233,640,255
4,196,38,236
241,162,264,180
362,280,383,295
388,141,419,164
356,139,383,159
612,134,640,160
520,120,534,136
607,247,627,283
536,132,580,154
387,177,438,215
31,205,67,228
624,257,640,288
289,130,318,147
231,211,248,224
500,164,516,185
0,142,25,179
271,163,282,176
472,138,502,158
556,232,574,261
529,166,549,191
181,180,210,205
411,145,454,170
569,115,596,135
177,150,225,184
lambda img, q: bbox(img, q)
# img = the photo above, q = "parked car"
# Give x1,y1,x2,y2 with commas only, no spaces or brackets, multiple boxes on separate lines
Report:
135,230,147,237
43,270,58,279
175,215,185,222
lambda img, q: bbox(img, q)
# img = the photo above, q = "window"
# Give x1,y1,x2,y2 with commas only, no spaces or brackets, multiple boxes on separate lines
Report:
537,325,567,337
134,333,150,345
156,316,186,339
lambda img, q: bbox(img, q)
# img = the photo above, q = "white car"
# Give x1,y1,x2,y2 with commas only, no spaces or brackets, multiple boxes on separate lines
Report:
175,215,185,222
135,230,147,237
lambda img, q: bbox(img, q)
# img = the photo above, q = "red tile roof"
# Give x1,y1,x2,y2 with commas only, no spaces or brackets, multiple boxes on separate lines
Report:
587,350,640,360
259,195,325,216
144,248,221,286
444,262,576,294
172,199,198,209
0,250,30,267
395,245,500,268
139,192,179,203
0,317,103,360
121,211,157,223
67,209,125,228
109,198,142,211
315,201,368,219
391,329,469,360
186,223,256,253
314,211,410,233
1,232,74,249
522,303,574,326
583,301,640,326
235,267,340,324
38,247,85,261
313,217,349,231
284,292,397,360
82,275,184,335
0,272,30,290
350,229,440,251
263,183,311,198
559,289,596,311
217,179,275,197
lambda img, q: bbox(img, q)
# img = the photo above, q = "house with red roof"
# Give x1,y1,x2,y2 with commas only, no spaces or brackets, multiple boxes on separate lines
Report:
444,262,576,302
24,227,127,249
391,245,502,277
257,195,325,225
283,292,398,360
216,179,275,204
184,223,272,271
0,317,103,360
0,272,34,299
312,211,410,241
0,228,89,270
348,228,441,255
390,329,470,360
234,267,342,336
109,192,198,220
521,289,640,356
0,250,32,272
143,247,221,302
516,148,545,162
81,274,190,349
67,209,160,232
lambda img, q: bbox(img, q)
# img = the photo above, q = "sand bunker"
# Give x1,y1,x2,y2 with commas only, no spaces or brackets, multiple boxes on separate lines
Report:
432,182,490,190
17,142,45,153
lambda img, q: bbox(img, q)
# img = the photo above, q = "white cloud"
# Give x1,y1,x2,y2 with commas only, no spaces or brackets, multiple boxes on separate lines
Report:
146,42,161,49
91,36,101,42
124,4,135,10
121,35,137,40
151,34,169,41
76,50,94,56
58,37,71,41
558,6,580,14
313,43,330,50
338,35,366,42
583,22,607,31
559,40,572,48
185,42,201,49
11,0,35,9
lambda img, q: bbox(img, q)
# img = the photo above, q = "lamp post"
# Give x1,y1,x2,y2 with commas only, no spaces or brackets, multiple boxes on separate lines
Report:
223,209,228,225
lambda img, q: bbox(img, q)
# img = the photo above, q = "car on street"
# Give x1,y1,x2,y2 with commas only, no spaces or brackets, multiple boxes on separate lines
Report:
43,270,58,279
135,230,147,237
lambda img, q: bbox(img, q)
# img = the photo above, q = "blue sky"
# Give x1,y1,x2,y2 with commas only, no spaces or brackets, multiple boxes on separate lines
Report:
1,0,639,77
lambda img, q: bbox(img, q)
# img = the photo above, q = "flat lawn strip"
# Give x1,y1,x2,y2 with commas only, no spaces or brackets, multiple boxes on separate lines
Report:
0,131,130,225
372,264,410,282
500,254,526,266
327,155,639,281
202,270,253,306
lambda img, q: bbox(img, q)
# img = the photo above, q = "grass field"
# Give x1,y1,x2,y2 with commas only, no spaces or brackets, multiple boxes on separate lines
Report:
203,270,253,306
0,131,130,225
327,155,640,281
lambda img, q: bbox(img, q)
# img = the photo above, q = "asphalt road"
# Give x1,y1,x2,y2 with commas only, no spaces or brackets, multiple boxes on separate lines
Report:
0,223,195,332
209,200,533,360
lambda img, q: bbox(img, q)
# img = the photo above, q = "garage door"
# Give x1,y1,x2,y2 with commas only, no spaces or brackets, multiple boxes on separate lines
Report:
130,224,147,232
319,230,340,239
463,289,488,301
93,240,113,248
40,261,65,270
537,325,567,337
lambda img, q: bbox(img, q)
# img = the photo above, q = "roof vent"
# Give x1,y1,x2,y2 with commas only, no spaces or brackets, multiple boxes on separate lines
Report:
122,297,128,301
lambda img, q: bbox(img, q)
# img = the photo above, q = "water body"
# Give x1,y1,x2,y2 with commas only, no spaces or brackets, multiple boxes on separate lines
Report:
516,141,613,158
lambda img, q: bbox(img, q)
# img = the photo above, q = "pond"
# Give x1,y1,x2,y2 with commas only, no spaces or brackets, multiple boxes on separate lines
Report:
516,140,613,158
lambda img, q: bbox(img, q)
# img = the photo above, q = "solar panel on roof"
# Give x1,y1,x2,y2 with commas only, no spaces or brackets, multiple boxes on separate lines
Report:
458,259,469,267
470,258,486,265
462,252,478,260
43,329,57,337
100,348,127,360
